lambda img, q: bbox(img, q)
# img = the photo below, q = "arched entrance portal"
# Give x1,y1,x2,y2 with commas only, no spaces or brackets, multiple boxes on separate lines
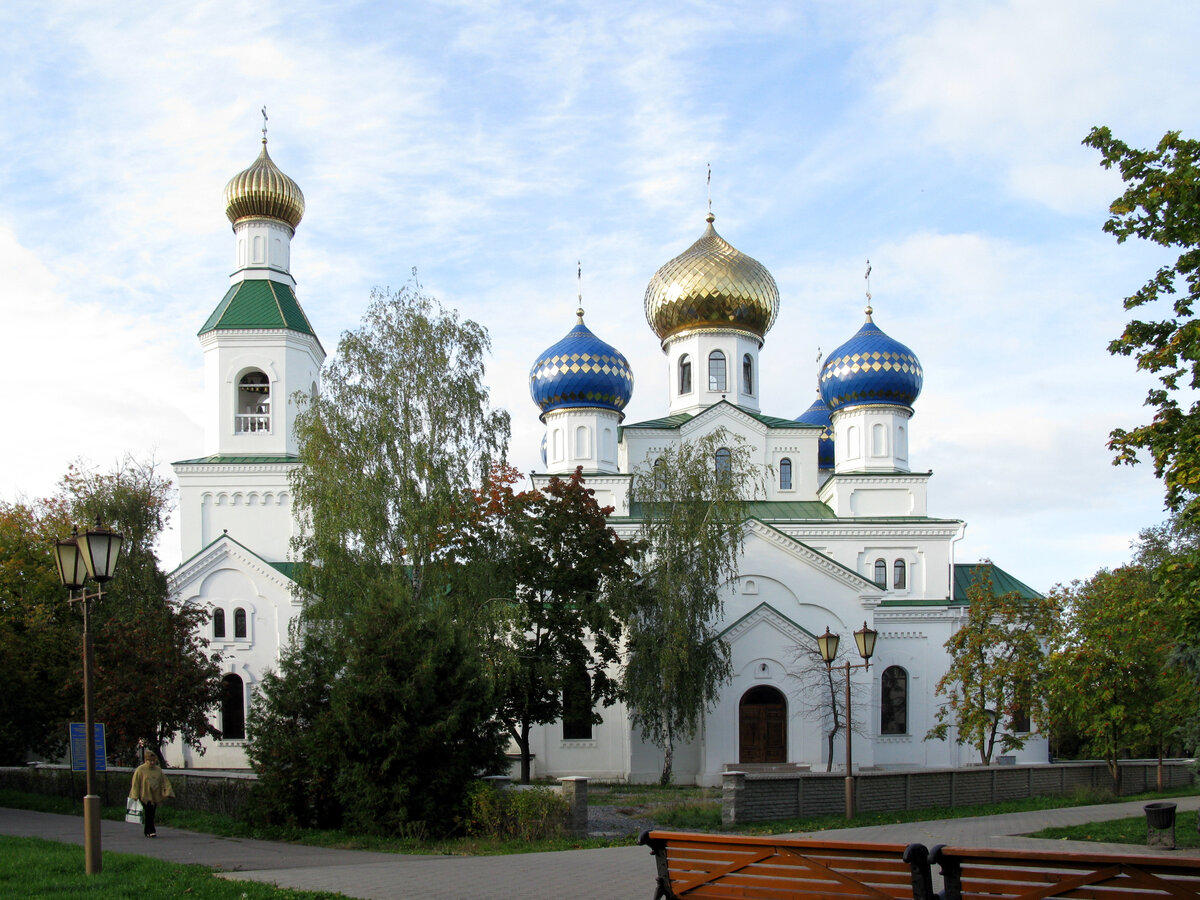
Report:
739,685,787,764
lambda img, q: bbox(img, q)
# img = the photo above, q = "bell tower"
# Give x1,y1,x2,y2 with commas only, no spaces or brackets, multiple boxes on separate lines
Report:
174,126,324,563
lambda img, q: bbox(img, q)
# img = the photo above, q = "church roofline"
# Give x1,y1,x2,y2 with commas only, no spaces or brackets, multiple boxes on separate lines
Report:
719,601,815,642
167,532,301,594
620,401,817,436
173,454,301,466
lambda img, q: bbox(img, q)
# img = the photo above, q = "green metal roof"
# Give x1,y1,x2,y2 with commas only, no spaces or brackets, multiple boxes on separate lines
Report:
621,402,816,433
952,563,1044,602
269,561,304,580
173,454,300,465
199,279,318,339
625,500,835,521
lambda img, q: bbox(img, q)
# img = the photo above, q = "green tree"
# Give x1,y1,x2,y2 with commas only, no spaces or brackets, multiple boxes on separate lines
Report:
0,498,77,763
621,428,759,783
62,458,223,761
461,465,640,783
927,564,1058,765
1047,564,1194,791
0,459,222,764
252,284,513,835
290,285,510,621
1086,127,1200,521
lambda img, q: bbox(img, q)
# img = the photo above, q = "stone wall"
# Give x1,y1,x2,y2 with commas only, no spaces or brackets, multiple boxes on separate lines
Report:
722,761,1195,825
0,765,255,817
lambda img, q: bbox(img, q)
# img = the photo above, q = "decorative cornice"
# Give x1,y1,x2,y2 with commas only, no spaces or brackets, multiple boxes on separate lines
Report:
168,534,299,597
720,601,813,644
742,519,881,593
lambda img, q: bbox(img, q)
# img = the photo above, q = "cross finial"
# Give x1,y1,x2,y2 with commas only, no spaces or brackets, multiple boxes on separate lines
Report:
864,259,873,319
577,261,584,321
706,162,713,222
261,106,268,144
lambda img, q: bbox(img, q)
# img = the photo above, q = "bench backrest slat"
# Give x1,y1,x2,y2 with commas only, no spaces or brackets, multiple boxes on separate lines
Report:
932,845,1200,900
641,830,933,900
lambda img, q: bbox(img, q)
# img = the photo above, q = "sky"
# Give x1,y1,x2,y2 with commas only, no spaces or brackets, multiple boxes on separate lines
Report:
1,0,1196,591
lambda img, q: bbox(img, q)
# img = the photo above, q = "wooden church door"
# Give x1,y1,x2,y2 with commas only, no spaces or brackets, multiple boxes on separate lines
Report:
739,685,787,764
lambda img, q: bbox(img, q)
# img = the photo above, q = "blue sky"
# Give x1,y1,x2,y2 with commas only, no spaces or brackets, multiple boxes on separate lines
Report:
2,0,1197,590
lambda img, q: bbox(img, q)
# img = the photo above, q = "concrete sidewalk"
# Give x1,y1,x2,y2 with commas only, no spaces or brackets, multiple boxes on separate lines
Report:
3,796,1199,899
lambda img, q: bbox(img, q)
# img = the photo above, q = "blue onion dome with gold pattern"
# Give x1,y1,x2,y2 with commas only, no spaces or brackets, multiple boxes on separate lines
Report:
529,308,635,421
224,139,305,230
644,213,779,345
796,391,835,470
819,309,923,413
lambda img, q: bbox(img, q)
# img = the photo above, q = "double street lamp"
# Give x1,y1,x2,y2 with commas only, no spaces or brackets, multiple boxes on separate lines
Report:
816,621,878,821
54,520,123,876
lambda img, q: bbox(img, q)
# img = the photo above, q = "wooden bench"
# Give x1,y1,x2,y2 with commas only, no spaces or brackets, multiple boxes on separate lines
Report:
929,844,1200,899
638,829,935,899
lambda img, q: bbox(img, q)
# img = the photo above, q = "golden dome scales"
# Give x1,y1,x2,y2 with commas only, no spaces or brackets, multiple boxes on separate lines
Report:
223,131,305,231
643,213,779,345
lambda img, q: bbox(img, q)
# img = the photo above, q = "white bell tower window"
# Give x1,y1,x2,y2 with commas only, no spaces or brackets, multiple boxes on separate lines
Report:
236,371,272,434
679,354,692,395
743,354,753,394
708,351,727,392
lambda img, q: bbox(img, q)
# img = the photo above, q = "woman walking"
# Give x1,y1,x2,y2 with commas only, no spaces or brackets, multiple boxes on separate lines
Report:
129,750,173,837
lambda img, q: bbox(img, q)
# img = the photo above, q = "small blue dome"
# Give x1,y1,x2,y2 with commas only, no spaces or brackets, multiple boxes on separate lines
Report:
796,393,834,470
820,312,923,413
530,309,634,420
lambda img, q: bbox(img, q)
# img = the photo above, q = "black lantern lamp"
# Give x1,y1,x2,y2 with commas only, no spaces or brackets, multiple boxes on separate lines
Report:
53,518,123,876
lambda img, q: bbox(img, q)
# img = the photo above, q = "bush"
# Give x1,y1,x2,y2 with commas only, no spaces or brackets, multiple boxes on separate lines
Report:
461,782,569,840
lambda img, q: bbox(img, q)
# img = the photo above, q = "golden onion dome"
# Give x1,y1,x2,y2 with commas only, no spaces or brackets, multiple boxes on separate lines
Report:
224,140,305,230
644,213,779,344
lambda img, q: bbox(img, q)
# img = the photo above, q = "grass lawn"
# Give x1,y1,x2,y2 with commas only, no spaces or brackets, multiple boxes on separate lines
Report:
0,833,348,899
1031,807,1200,848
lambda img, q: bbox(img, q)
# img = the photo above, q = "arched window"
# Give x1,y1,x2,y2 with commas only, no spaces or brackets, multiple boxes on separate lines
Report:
893,558,907,590
779,458,793,490
562,663,593,740
233,607,247,639
236,370,271,434
220,674,246,740
743,354,753,394
880,666,907,735
847,425,860,459
212,608,226,639
873,558,887,588
575,425,590,457
715,447,732,482
653,457,666,492
708,351,727,392
678,354,692,394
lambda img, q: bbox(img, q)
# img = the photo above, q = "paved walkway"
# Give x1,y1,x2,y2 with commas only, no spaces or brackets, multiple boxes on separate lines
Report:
3,796,1199,899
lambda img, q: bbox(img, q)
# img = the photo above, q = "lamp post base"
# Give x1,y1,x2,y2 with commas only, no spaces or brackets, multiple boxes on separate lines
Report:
84,794,101,874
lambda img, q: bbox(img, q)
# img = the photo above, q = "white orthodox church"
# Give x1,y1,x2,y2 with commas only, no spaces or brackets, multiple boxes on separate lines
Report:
168,138,1047,783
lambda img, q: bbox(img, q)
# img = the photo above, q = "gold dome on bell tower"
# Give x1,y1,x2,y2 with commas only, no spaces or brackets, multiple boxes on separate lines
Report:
223,138,305,231
643,213,779,345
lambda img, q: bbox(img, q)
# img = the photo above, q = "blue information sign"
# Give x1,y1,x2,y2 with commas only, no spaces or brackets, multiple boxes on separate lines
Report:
68,723,107,772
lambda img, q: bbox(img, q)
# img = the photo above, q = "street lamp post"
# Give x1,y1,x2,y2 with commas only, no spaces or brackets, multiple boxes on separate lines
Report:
54,520,123,876
816,621,878,821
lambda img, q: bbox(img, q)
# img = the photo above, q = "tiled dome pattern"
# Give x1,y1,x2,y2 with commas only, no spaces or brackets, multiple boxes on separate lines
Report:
530,312,634,419
796,393,835,470
225,141,305,229
820,317,923,412
644,215,779,343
